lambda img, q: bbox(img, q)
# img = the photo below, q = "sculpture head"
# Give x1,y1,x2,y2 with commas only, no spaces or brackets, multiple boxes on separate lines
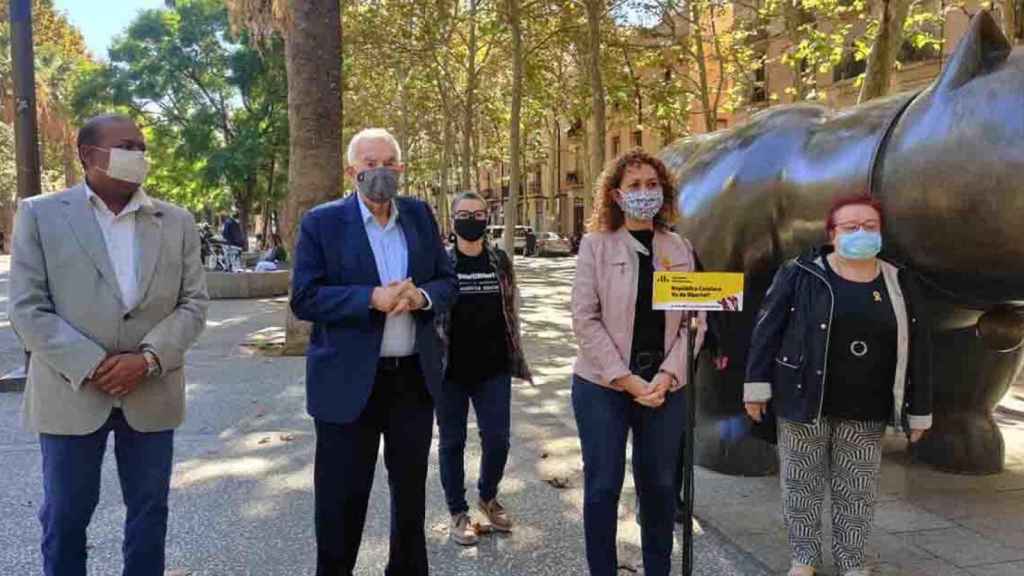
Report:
881,11,1024,305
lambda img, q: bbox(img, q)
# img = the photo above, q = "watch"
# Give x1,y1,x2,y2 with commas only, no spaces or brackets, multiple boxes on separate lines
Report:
142,349,162,377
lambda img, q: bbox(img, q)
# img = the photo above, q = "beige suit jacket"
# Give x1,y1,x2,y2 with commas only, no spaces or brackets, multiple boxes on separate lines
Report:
8,184,208,435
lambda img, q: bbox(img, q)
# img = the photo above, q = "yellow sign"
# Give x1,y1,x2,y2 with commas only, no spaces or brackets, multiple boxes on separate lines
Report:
653,272,745,311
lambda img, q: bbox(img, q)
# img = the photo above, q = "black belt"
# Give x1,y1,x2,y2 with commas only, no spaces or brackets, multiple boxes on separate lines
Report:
378,355,419,372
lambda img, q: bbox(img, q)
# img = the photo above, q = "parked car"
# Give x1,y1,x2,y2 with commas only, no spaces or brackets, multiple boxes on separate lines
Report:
537,232,572,257
487,225,535,255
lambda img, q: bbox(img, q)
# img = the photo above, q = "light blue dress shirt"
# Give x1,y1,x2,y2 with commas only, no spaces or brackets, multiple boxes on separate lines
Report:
358,195,426,358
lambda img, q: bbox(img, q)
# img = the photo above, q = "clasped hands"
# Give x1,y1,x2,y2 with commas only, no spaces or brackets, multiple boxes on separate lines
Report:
615,372,676,408
371,279,427,316
87,353,149,397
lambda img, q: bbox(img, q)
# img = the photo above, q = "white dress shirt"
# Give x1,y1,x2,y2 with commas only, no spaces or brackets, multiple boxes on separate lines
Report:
85,184,153,406
85,184,151,312
358,195,432,358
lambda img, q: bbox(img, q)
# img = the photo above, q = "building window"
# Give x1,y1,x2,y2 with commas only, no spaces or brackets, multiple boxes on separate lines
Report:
612,135,621,157
834,50,867,82
716,118,728,130
751,63,767,103
632,130,643,148
566,171,579,185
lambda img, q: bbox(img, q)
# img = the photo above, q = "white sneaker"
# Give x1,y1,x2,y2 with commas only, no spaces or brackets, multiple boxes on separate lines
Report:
788,565,815,576
843,570,871,576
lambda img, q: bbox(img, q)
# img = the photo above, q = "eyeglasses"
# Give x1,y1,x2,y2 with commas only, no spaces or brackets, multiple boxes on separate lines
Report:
834,220,881,234
454,210,488,220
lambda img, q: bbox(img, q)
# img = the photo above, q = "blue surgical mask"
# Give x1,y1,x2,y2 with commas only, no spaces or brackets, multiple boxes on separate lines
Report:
836,229,883,260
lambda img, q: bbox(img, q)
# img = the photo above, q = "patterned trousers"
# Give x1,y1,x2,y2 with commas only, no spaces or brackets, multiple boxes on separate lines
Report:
778,417,886,572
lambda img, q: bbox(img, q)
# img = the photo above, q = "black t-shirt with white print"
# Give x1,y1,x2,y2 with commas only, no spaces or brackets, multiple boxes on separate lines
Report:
447,248,509,384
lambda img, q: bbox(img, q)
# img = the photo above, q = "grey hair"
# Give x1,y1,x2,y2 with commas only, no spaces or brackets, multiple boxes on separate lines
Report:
451,191,488,216
346,128,402,165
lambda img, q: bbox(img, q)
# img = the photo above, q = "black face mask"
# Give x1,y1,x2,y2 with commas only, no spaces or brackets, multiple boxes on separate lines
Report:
454,218,488,242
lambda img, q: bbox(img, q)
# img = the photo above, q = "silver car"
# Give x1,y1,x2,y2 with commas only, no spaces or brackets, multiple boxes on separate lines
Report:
537,232,572,257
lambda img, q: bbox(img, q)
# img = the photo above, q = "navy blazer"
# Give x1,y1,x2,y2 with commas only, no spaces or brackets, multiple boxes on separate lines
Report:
290,194,458,424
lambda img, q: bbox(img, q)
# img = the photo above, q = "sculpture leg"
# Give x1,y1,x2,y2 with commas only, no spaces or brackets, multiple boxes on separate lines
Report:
913,323,1024,474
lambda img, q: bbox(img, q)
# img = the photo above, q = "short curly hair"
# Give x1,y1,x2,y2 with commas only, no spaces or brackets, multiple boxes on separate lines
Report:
587,148,678,233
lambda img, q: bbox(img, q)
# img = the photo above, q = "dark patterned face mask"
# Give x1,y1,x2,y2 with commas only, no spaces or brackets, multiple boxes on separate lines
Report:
357,167,400,203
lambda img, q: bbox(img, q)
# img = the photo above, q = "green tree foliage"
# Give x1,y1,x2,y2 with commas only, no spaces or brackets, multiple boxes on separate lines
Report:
71,0,288,233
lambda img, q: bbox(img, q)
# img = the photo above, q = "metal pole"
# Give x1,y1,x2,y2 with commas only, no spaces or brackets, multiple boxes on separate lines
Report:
682,314,698,575
3,0,40,394
10,0,42,200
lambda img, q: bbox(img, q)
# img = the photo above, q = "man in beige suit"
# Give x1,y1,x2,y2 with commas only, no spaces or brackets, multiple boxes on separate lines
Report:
8,114,208,576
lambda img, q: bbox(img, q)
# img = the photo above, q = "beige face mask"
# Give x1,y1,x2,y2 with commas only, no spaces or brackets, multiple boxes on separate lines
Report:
98,148,150,184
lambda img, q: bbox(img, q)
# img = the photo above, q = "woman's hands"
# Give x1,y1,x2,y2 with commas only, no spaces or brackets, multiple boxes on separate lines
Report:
615,372,676,408
745,401,768,423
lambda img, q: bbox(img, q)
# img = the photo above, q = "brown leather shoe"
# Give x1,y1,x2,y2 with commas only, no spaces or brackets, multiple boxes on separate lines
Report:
478,498,513,532
450,512,479,546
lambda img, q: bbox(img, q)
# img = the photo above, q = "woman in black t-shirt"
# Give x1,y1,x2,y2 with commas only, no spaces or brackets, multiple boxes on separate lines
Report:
434,192,533,547
743,194,933,576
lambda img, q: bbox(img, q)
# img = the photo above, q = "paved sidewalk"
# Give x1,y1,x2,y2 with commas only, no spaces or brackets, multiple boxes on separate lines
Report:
0,254,1021,575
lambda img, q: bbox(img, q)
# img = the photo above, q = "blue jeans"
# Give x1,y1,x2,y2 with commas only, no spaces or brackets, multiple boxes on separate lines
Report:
572,375,687,576
436,372,512,515
39,409,174,576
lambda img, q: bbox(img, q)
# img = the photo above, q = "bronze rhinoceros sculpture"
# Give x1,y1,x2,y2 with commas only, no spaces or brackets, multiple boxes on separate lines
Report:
660,11,1024,475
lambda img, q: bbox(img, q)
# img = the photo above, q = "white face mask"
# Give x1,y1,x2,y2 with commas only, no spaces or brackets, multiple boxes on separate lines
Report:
98,148,149,184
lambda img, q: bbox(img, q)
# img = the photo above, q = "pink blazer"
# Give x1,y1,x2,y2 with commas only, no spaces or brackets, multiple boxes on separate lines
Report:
571,227,706,391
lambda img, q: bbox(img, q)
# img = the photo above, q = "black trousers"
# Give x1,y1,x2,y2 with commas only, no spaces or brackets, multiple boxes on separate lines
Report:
314,357,435,576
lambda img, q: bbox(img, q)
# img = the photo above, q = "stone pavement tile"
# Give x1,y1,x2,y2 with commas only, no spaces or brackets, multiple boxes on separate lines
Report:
873,499,956,533
905,527,1024,567
873,560,971,576
720,530,792,573
903,484,1024,524
863,530,965,575
954,511,1024,552
965,560,1024,576
878,452,1024,499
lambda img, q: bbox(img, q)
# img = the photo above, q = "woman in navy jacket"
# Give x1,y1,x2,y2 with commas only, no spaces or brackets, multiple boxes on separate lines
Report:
744,194,933,576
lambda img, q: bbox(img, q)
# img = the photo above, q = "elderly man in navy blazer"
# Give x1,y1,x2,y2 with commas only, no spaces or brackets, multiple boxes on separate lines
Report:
291,128,458,576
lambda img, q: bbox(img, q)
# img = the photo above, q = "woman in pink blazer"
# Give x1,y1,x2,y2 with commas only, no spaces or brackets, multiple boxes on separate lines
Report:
571,149,703,576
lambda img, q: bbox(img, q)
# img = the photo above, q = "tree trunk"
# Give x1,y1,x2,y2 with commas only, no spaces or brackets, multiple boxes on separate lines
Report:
461,0,479,192
440,117,453,221
261,154,277,246
859,0,912,103
281,0,344,355
689,2,716,132
584,0,606,199
504,0,523,259
398,61,411,196
782,1,814,101
62,125,78,187
1003,0,1024,44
